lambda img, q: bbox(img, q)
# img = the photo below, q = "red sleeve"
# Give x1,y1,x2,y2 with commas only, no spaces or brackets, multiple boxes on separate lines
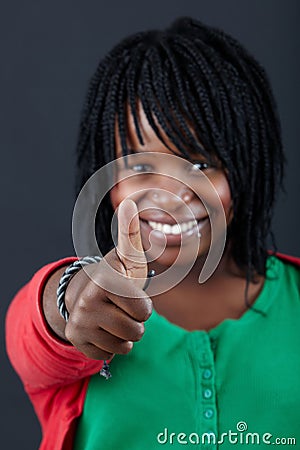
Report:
5,257,104,394
6,258,106,449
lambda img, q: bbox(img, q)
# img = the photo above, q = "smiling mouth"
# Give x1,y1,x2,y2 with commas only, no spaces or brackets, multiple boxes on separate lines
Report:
142,218,207,235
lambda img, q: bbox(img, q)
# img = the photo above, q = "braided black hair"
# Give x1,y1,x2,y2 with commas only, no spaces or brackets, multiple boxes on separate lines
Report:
75,17,285,309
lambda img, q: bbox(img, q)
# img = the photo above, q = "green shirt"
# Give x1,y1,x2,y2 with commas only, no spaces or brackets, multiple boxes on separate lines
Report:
74,255,300,448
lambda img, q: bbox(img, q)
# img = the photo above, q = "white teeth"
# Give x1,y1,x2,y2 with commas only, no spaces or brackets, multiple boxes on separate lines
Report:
172,224,181,235
162,224,171,234
147,220,197,235
181,223,188,232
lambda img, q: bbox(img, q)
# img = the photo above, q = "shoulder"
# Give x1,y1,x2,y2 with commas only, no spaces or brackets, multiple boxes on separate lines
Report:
273,251,300,268
270,251,300,301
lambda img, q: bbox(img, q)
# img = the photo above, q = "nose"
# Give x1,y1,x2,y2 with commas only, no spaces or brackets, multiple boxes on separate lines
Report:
149,176,194,210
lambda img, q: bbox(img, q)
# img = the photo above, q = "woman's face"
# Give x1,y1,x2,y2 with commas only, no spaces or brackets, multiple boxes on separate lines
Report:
110,106,233,269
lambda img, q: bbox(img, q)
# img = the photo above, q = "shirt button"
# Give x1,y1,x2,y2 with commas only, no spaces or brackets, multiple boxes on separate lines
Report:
204,408,214,419
203,388,212,399
203,369,212,379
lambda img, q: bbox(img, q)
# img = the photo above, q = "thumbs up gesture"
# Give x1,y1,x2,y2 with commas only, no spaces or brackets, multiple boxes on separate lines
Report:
64,199,153,360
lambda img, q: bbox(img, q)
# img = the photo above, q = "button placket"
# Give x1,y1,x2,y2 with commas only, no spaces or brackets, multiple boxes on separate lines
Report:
187,332,219,448
194,333,218,449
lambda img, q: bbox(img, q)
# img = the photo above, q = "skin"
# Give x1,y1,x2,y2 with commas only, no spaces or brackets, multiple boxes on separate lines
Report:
111,106,233,268
111,105,265,330
42,104,265,359
44,199,152,360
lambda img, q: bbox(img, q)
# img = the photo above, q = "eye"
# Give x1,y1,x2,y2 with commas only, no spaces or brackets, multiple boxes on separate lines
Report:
189,161,210,172
129,163,154,173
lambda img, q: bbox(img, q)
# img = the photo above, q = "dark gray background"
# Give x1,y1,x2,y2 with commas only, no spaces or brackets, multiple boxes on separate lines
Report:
1,0,299,448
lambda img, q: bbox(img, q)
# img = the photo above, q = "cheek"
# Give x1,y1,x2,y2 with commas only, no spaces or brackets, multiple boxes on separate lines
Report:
110,185,125,211
110,181,141,210
216,177,233,223
206,172,233,224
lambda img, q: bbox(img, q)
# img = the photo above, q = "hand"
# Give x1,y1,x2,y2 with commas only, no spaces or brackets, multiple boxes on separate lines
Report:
64,199,153,360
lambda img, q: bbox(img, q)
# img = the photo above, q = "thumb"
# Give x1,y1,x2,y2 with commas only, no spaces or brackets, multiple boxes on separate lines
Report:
116,199,148,282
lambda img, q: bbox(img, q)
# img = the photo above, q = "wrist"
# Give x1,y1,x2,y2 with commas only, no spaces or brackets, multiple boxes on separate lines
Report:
42,265,71,342
57,256,102,322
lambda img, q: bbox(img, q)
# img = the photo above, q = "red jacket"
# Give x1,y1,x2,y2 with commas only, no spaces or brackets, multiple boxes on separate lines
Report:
5,252,300,450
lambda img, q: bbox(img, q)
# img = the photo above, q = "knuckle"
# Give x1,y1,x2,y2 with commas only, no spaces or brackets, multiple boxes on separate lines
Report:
123,254,146,264
143,297,153,320
64,325,78,346
116,341,133,355
128,229,140,238
77,296,90,314
126,265,146,279
130,322,145,341
68,312,84,331
119,229,139,238
135,297,153,322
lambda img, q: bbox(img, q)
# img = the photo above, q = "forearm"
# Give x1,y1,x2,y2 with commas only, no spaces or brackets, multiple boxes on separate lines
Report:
6,258,104,393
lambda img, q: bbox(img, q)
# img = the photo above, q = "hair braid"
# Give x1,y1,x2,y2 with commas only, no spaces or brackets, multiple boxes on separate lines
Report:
75,17,285,310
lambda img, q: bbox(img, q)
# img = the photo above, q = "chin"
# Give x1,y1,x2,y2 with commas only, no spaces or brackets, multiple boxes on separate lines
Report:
145,241,208,270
